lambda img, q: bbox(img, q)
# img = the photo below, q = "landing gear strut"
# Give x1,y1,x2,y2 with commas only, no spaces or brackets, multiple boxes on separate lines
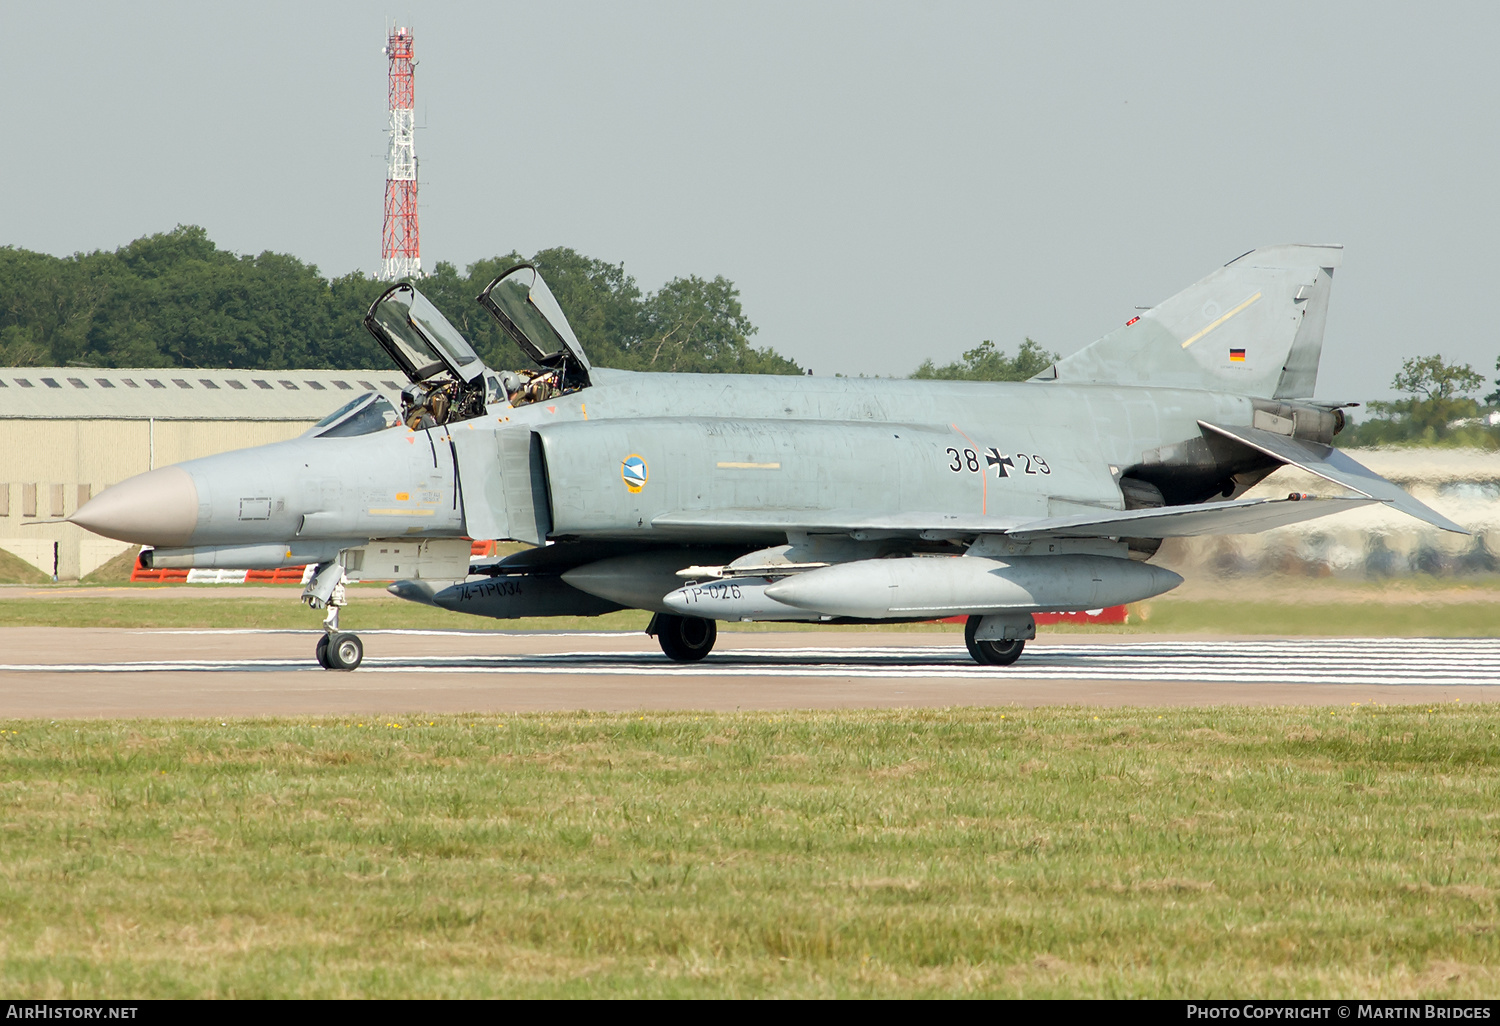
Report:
649,613,718,662
305,560,364,671
965,615,1025,666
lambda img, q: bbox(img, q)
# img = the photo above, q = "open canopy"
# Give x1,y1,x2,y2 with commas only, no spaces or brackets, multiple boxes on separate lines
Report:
363,283,487,386
478,264,592,380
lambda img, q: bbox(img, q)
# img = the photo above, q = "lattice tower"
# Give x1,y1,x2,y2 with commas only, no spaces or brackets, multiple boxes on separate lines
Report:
379,27,421,281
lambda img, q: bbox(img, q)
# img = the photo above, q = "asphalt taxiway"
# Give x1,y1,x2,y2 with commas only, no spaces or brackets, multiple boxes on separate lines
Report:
0,627,1495,717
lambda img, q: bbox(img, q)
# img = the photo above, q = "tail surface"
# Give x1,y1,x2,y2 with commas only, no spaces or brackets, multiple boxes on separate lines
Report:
1040,243,1341,399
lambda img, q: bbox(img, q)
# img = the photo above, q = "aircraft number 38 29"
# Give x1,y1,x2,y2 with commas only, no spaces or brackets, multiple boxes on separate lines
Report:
945,447,1050,478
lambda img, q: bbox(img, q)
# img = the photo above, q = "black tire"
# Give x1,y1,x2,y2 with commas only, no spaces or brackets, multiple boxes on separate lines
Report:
315,633,332,669
655,614,717,662
327,631,364,671
964,615,1025,667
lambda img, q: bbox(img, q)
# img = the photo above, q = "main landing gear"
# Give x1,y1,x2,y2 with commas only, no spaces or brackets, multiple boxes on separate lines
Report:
649,613,718,662
965,615,1025,666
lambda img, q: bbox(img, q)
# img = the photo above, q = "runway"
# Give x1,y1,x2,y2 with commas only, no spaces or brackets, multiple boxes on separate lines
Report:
0,627,1496,717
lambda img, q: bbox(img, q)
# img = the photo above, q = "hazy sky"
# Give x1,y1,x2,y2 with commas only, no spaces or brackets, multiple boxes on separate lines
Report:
8,2,1499,400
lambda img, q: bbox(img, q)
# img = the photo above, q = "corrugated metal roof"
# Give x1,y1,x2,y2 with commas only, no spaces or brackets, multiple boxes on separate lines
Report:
0,368,408,420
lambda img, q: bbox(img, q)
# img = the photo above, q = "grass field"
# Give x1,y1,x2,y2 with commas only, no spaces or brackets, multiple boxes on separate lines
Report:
0,548,50,586
0,590,657,632
2,706,1499,998
0,586,1496,636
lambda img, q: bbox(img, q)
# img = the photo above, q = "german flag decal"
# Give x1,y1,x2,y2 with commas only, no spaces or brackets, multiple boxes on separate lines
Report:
1229,349,1246,362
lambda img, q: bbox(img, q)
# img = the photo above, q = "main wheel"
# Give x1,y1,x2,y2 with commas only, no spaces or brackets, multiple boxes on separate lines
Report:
326,631,364,671
315,633,332,669
964,615,1025,667
655,614,717,662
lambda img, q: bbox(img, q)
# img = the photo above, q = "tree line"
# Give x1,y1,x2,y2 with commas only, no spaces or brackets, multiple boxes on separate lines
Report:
1338,354,1500,448
0,225,802,375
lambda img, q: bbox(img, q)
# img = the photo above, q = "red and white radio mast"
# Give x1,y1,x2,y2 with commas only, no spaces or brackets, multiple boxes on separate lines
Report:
379,26,421,281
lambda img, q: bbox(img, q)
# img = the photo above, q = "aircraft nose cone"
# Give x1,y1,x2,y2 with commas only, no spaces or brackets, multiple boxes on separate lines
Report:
69,466,199,546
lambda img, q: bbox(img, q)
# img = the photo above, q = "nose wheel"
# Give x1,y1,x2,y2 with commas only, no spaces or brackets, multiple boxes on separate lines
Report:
316,631,364,671
304,560,363,670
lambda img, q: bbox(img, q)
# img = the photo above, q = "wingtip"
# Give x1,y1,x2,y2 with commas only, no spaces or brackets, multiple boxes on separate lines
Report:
1381,499,1470,536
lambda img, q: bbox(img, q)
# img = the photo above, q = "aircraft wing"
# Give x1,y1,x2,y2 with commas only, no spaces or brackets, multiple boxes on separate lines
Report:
650,509,1032,538
653,495,1376,541
1198,421,1468,534
1003,495,1376,539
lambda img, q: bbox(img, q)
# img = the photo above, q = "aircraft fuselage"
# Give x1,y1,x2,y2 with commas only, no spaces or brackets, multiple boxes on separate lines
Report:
93,369,1273,558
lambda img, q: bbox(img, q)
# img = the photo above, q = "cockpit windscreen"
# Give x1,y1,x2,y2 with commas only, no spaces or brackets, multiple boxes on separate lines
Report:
310,393,401,438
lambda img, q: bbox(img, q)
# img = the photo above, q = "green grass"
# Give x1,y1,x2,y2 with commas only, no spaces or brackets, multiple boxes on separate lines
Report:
80,546,142,585
2,589,1498,636
0,593,656,632
2,707,1499,998
1133,599,1500,637
0,547,50,585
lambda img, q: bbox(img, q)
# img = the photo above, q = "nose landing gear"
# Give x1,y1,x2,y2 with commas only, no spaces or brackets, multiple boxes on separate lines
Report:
316,630,365,671
304,559,364,671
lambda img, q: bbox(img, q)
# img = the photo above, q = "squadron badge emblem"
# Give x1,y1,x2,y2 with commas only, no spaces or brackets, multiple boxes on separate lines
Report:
621,454,649,493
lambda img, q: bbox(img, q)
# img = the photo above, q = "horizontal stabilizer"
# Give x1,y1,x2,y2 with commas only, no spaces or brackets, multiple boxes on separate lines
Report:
1006,495,1376,540
1199,422,1468,534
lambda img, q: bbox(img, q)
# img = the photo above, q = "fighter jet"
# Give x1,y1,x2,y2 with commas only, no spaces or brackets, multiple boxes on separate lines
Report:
70,244,1464,669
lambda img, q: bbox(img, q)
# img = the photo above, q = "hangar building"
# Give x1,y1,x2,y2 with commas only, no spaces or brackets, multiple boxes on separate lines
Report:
0,367,403,579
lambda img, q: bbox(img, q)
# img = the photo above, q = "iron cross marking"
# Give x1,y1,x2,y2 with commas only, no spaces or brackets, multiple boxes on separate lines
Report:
985,448,1014,479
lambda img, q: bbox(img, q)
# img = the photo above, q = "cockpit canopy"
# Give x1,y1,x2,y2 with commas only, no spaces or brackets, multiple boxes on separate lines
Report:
305,393,401,438
479,264,592,385
359,268,592,426
364,282,487,386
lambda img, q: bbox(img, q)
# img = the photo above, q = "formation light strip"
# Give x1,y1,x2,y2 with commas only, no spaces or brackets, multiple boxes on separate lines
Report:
1180,291,1261,349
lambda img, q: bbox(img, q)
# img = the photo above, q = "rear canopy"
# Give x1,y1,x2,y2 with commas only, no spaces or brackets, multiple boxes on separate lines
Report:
478,264,592,381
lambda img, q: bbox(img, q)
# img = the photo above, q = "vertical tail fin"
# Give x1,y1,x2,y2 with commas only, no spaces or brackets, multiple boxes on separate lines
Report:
1039,244,1342,398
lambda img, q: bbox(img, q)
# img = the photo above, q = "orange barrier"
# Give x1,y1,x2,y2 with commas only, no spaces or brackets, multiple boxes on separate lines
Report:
939,606,1128,626
245,567,312,583
129,560,189,582
1036,606,1128,625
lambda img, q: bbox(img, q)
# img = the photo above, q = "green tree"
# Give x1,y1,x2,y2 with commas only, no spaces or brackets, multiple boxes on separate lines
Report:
1389,354,1484,403
1367,354,1483,433
1342,353,1497,448
911,338,1059,381
0,228,801,376
458,249,800,374
526,248,646,369
0,324,46,366
630,274,800,374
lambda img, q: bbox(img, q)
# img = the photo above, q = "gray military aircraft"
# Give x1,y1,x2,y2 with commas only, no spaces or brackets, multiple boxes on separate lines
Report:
69,244,1464,669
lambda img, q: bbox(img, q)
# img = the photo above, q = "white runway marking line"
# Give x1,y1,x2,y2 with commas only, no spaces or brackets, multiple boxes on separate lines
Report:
2,639,1498,686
